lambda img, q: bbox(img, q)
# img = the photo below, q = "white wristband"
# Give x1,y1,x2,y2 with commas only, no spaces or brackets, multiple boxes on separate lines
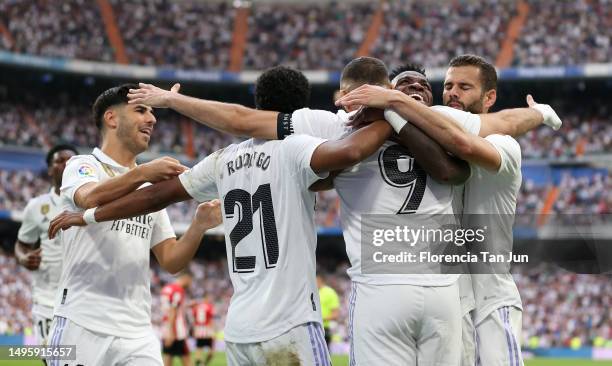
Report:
83,208,98,225
530,103,562,131
384,109,408,134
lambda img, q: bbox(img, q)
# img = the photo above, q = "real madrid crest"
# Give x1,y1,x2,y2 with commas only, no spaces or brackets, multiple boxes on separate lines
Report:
41,204,50,215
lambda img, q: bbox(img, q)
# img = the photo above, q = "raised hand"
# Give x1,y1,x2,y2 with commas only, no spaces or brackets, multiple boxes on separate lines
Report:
128,83,181,108
137,156,188,183
526,94,562,130
48,211,86,239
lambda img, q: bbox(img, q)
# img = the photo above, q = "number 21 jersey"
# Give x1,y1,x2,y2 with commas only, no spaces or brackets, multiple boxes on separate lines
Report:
178,135,328,343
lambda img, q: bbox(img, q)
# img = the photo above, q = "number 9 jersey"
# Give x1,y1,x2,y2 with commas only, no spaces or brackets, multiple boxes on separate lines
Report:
178,134,328,344
289,107,481,286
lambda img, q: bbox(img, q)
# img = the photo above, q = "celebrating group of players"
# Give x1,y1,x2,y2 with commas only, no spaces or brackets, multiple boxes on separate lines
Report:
17,53,562,366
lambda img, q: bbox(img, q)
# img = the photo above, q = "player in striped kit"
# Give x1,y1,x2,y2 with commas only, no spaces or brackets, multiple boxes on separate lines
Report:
15,144,78,347
191,296,215,366
161,271,192,366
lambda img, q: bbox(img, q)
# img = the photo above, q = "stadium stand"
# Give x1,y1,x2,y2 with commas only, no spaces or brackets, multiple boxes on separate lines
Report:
370,0,516,69
243,1,375,70
0,0,114,62
512,0,611,66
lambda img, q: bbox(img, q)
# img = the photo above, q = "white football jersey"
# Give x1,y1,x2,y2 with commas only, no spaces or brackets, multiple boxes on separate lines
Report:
178,134,328,343
290,106,481,286
462,134,523,325
56,148,176,338
18,189,63,312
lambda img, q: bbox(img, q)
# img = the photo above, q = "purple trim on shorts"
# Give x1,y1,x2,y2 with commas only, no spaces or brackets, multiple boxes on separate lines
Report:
315,323,331,366
306,322,321,366
348,282,357,366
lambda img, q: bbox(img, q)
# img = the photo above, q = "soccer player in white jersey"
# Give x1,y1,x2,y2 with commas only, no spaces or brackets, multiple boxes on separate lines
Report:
46,84,223,366
49,67,395,366
336,56,562,366
15,144,78,346
121,57,562,365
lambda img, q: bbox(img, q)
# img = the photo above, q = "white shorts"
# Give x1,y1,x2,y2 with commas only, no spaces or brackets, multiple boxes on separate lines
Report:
475,306,523,366
225,322,330,366
47,316,162,366
33,304,54,346
348,281,462,366
461,313,476,366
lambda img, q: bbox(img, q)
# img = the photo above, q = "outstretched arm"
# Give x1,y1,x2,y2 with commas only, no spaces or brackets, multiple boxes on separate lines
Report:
49,178,191,238
128,83,279,139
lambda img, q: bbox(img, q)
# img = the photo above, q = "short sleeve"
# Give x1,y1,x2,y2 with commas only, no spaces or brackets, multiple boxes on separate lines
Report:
60,155,101,207
485,134,522,176
290,108,348,140
431,105,481,135
150,209,176,248
17,199,41,245
178,150,221,203
281,134,329,189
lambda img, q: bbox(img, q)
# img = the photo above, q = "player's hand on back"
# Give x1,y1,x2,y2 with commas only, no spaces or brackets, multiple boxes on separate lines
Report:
48,211,86,239
335,84,401,110
194,199,222,231
347,106,385,129
18,247,42,270
137,156,188,183
526,94,562,130
128,82,181,108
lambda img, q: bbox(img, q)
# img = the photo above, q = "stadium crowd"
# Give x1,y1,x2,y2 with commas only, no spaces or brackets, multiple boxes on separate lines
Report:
370,0,515,70
110,0,234,70
244,1,374,71
513,0,611,66
0,0,113,62
2,251,610,349
1,0,610,69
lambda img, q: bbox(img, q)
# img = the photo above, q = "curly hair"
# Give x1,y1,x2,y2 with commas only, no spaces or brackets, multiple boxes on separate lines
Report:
389,63,427,80
46,144,78,166
254,66,310,113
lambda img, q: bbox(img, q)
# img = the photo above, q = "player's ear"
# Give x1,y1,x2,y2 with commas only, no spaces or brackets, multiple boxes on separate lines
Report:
483,89,497,110
103,108,118,130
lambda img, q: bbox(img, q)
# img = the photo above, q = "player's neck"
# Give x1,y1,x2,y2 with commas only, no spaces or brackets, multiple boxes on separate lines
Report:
100,139,138,169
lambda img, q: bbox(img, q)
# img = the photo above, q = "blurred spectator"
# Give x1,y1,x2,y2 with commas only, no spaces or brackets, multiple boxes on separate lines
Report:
0,0,113,61
0,170,48,211
371,0,515,70
110,0,234,70
513,0,611,66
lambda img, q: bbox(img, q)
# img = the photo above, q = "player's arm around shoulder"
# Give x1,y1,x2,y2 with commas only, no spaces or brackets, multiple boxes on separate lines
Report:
309,119,393,174
69,156,187,209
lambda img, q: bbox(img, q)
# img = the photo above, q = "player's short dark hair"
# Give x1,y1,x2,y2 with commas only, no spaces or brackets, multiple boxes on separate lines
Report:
92,83,139,130
46,144,78,166
340,57,389,89
389,63,427,80
449,54,497,92
254,66,310,113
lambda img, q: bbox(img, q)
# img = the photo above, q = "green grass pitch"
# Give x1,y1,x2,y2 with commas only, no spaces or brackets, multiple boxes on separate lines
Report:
4,354,612,365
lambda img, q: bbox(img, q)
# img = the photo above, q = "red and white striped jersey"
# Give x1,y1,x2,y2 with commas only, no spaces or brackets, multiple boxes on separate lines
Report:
161,283,188,340
192,301,214,338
